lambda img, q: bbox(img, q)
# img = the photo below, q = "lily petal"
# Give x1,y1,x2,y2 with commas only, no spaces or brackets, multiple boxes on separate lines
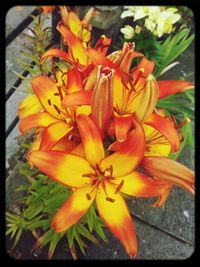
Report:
114,114,133,142
152,183,173,207
40,48,73,64
62,90,92,109
67,67,83,93
86,48,118,70
114,171,170,197
158,80,194,99
51,185,96,233
18,94,43,119
132,57,155,77
28,151,94,187
94,35,112,56
140,156,195,194
75,105,92,117
96,182,137,258
71,143,85,158
39,122,73,151
144,113,180,153
31,76,67,120
52,136,77,152
76,115,105,167
57,23,88,65
143,124,171,157
67,11,82,38
100,118,145,177
18,112,60,134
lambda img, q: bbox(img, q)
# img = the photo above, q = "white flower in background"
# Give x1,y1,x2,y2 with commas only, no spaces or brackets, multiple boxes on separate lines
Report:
120,25,135,39
121,9,135,19
145,18,156,32
120,6,181,38
156,8,181,37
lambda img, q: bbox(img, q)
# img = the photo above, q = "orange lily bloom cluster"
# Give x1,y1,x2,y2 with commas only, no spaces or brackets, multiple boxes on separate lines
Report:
18,7,194,259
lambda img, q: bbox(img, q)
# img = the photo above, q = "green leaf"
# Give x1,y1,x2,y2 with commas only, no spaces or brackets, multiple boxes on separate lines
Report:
11,227,23,249
74,231,87,256
78,224,99,245
24,205,43,220
35,228,54,249
154,29,194,77
48,233,63,259
67,225,76,248
93,220,107,242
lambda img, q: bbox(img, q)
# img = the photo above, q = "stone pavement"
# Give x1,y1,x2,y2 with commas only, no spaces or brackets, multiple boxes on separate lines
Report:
5,6,195,260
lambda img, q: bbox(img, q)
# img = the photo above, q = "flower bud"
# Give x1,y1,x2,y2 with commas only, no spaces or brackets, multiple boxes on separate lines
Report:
91,66,115,132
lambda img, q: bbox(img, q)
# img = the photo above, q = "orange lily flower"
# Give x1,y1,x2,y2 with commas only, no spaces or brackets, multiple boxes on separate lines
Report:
59,7,98,47
28,115,171,258
109,108,193,207
18,72,91,151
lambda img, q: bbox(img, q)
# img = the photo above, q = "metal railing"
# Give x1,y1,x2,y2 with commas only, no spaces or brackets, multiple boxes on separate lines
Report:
6,7,61,139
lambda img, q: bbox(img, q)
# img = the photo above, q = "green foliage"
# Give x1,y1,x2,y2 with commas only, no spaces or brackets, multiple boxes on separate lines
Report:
6,162,107,259
12,12,53,93
132,31,164,66
154,28,194,77
156,90,194,121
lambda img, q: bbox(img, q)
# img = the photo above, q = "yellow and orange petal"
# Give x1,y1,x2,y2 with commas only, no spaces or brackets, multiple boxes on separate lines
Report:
28,150,94,188
62,90,92,109
143,124,172,157
144,112,180,153
31,76,67,120
18,94,43,119
152,183,173,207
52,136,78,152
158,80,194,99
51,184,96,233
140,156,194,194
18,112,60,134
96,182,137,258
113,171,170,198
40,48,73,65
114,114,133,142
76,115,105,167
67,68,83,93
56,23,88,65
94,35,112,56
100,118,145,177
39,122,73,151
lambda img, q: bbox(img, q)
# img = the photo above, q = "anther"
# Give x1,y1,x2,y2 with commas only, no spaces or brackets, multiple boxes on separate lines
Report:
86,193,91,200
53,104,61,115
114,179,124,194
106,197,115,203
48,99,51,106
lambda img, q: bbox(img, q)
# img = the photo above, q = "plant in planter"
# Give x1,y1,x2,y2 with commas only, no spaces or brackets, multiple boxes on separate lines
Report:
6,5,195,259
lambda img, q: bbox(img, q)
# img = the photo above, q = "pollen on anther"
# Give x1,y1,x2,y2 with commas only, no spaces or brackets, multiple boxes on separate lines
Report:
106,197,115,203
53,104,61,114
86,193,91,200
